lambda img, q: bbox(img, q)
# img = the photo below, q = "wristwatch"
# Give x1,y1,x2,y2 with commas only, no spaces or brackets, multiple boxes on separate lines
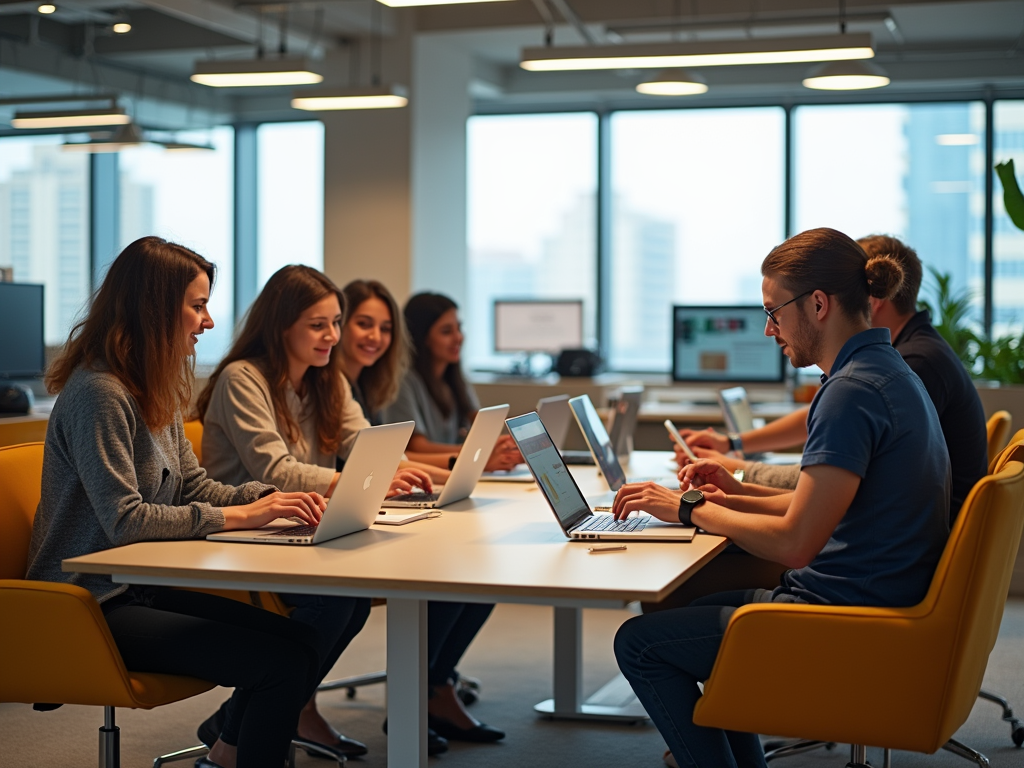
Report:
677,489,705,527
727,433,744,453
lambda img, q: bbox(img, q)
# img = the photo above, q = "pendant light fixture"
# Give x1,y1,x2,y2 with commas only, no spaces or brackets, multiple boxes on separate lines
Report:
6,95,129,129
802,0,890,90
636,68,708,96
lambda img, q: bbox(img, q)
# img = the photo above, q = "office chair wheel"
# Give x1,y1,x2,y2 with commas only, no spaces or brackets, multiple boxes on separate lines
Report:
454,672,481,706
1011,719,1024,747
346,687,357,700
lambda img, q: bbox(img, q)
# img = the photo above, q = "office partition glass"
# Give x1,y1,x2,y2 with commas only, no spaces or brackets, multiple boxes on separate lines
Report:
466,112,598,371
119,127,235,365
793,102,986,326
0,136,91,347
257,121,324,287
994,100,1024,337
608,107,786,371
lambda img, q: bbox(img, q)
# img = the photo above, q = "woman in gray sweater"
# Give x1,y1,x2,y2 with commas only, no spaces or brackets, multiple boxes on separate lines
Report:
27,237,327,768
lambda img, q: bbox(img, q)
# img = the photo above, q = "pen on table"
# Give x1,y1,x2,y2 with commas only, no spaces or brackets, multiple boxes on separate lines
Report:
588,544,627,553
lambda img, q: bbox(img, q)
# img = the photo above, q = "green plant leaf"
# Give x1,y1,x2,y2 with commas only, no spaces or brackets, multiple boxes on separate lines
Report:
995,159,1024,231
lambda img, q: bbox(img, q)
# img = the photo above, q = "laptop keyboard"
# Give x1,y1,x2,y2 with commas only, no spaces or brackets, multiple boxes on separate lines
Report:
388,492,440,503
576,514,650,533
264,524,318,537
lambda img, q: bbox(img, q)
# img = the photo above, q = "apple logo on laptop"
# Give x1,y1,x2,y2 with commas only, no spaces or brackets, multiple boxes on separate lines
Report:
363,472,373,491
473,448,482,463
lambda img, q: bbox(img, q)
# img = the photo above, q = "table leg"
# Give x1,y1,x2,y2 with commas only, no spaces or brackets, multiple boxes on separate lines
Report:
387,598,428,768
534,606,648,723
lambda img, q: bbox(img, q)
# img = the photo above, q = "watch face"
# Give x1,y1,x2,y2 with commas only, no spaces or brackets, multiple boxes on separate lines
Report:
682,489,704,504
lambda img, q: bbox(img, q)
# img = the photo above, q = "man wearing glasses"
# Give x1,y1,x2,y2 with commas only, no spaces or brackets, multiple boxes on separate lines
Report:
611,228,951,768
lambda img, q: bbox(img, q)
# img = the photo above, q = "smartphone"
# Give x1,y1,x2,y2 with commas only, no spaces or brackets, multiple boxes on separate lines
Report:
664,419,698,461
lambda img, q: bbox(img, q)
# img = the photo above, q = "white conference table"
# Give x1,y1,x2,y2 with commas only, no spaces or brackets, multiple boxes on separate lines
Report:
64,451,727,768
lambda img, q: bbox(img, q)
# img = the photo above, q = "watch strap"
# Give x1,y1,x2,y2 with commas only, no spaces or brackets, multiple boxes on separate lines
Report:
728,433,744,453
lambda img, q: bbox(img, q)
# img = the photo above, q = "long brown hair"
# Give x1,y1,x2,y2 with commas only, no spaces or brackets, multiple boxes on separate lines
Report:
404,292,473,422
46,236,214,431
341,280,410,414
196,265,347,455
761,227,904,320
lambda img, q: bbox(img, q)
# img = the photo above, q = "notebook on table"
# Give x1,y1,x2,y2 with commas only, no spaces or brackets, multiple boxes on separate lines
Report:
505,412,694,542
206,421,414,545
383,404,510,508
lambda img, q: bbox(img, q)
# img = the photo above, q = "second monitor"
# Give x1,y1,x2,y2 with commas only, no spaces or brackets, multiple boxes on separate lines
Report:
494,299,583,355
671,305,784,383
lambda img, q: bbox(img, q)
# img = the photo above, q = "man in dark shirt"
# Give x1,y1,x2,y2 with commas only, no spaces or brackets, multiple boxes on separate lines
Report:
678,234,988,523
613,228,950,768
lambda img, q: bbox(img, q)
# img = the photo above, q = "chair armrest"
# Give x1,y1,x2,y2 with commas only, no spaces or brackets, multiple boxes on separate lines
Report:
693,602,957,754
0,580,143,708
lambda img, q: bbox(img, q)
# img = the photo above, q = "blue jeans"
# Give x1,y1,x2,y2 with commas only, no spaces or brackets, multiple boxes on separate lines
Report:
614,589,773,768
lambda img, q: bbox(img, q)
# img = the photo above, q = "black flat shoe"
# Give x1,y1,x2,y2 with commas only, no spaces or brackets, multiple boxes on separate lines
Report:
195,758,223,768
197,699,230,748
427,714,505,743
381,719,450,755
294,731,368,759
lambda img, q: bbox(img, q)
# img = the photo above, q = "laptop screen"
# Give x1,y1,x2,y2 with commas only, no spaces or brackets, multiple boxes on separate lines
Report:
506,413,591,532
568,395,627,491
718,386,755,433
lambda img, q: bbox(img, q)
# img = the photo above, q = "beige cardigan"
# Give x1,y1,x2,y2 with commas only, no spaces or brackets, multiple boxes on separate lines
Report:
201,359,370,495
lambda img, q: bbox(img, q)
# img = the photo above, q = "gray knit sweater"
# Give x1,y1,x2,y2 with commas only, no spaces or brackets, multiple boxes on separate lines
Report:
26,366,272,603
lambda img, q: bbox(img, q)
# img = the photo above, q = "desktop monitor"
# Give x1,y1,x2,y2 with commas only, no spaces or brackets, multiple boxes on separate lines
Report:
493,300,583,354
0,283,45,379
671,305,784,383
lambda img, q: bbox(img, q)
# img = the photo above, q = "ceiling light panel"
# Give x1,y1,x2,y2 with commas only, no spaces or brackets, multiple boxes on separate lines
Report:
11,107,131,129
521,34,874,71
191,58,323,88
291,85,409,111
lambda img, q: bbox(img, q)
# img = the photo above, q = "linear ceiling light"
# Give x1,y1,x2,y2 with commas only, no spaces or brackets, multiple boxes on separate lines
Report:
521,33,874,72
377,0,513,6
191,58,323,87
802,59,889,90
291,85,409,111
636,69,708,96
11,106,130,129
62,123,151,153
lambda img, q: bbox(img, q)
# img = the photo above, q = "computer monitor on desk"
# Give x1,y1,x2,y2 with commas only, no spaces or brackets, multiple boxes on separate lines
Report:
494,300,583,355
671,305,783,383
0,283,45,379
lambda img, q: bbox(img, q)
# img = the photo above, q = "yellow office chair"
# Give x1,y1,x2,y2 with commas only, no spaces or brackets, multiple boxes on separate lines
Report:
183,418,205,464
692,455,1024,768
987,410,1013,466
0,442,216,768
0,416,48,448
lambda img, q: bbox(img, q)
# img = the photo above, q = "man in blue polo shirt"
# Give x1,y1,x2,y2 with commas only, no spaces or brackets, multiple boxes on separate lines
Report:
611,227,950,768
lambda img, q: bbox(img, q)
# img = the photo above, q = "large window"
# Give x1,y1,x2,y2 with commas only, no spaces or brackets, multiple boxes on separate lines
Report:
257,121,324,287
0,136,90,346
794,102,986,323
608,108,785,371
466,113,598,370
994,100,1024,336
119,128,235,365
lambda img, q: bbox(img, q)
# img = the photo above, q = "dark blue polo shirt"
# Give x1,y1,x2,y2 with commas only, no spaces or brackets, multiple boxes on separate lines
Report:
776,328,950,607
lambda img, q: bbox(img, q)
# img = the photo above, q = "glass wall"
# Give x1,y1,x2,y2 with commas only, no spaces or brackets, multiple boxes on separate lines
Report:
793,102,986,323
119,128,235,365
257,121,324,287
0,136,90,346
994,100,1024,337
466,113,598,370
608,108,786,371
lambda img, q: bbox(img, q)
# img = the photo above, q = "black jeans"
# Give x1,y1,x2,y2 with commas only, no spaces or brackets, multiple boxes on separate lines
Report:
427,601,494,687
102,586,321,768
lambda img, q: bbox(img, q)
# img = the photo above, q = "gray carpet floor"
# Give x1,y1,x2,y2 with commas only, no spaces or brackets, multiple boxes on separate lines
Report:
2,600,1022,768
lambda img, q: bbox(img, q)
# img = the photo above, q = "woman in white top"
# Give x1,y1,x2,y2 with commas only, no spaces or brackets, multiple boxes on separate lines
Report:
196,265,433,760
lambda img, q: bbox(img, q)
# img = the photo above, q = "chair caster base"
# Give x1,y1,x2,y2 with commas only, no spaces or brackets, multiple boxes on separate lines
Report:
942,737,990,767
764,739,835,762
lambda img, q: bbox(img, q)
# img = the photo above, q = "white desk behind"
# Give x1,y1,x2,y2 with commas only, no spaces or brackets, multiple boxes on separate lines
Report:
65,452,726,767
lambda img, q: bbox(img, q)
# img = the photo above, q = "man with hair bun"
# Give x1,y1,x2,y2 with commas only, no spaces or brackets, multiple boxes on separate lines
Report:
611,228,951,768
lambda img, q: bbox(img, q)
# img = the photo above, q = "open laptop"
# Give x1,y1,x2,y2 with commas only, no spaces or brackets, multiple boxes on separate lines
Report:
568,394,677,496
505,412,694,542
207,421,414,545
383,404,510,508
537,393,593,465
607,386,644,463
718,386,801,465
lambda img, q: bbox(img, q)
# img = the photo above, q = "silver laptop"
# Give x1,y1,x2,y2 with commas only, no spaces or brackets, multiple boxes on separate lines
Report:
207,421,414,545
383,404,510,508
718,386,800,465
505,412,694,542
537,393,592,465
607,386,644,462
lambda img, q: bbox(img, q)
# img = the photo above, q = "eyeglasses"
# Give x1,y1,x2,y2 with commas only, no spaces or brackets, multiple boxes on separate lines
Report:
763,290,812,326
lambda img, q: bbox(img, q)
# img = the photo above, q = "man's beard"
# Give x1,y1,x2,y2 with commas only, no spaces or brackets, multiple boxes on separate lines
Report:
783,311,823,369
